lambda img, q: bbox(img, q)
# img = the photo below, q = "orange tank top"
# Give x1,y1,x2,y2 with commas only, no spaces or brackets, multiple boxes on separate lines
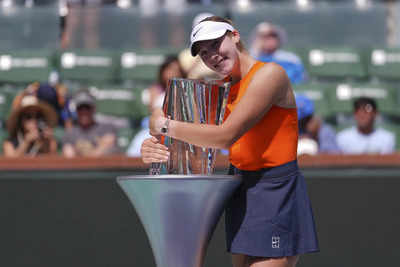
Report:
224,61,298,170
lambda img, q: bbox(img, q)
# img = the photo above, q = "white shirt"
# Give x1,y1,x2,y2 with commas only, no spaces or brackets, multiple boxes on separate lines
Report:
336,126,395,154
126,129,151,157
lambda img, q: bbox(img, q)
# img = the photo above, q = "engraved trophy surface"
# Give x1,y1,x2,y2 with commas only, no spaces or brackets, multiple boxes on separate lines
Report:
151,78,231,175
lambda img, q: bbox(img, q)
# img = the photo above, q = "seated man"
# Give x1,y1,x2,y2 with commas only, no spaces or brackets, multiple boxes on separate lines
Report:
337,97,395,154
62,90,120,157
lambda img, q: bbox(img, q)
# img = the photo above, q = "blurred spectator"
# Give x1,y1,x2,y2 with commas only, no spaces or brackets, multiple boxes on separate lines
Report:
62,89,119,157
126,55,186,157
296,94,340,155
337,97,395,154
3,95,58,157
61,0,103,49
178,12,219,79
126,117,150,157
11,82,73,128
250,22,306,84
148,55,187,111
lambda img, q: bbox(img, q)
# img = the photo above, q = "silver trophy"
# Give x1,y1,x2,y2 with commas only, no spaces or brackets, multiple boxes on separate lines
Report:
118,79,241,267
150,78,231,175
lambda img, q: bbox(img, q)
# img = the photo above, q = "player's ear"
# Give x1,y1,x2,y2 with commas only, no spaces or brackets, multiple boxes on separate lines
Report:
231,30,240,44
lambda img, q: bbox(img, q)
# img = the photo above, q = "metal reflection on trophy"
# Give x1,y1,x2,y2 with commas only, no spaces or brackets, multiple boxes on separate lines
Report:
159,78,230,175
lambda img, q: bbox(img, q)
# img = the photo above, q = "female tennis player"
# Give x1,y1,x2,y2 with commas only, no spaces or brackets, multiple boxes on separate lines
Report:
143,16,319,267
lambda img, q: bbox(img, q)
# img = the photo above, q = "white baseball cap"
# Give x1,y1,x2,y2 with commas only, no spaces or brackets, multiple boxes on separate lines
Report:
190,20,235,57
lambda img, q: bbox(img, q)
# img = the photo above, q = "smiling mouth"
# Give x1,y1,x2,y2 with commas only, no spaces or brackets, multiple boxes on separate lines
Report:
214,58,225,69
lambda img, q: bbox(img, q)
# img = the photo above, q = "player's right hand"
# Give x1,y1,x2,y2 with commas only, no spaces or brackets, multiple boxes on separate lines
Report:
140,136,169,164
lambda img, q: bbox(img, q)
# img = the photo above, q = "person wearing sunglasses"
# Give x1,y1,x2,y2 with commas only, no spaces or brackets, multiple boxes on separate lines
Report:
3,95,58,157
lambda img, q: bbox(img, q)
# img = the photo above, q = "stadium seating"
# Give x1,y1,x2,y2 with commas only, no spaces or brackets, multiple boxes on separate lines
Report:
325,82,399,117
303,47,368,82
119,48,179,83
380,122,400,150
293,82,334,118
87,84,148,125
0,85,22,122
0,4,59,51
368,48,400,82
58,50,120,84
0,50,55,84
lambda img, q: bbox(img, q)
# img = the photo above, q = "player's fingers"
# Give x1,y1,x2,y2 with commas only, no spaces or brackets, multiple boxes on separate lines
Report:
142,151,169,164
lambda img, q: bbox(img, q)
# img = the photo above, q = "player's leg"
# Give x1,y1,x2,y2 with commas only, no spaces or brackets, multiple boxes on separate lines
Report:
248,256,299,267
232,253,248,267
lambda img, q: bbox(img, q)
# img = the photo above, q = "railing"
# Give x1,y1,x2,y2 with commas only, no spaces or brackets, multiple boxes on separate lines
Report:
0,153,399,171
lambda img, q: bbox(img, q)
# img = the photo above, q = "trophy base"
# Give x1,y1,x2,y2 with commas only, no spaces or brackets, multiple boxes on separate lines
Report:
117,175,242,267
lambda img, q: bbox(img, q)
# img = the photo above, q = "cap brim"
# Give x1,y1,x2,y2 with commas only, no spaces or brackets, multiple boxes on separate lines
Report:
190,29,228,56
190,21,235,57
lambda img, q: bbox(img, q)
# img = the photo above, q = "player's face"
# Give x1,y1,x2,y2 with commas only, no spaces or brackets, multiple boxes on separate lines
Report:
197,33,239,77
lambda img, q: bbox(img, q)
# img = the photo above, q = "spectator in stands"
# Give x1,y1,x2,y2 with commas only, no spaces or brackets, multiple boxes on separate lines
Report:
126,55,187,157
337,97,395,154
250,22,306,84
126,117,151,157
3,95,58,157
62,89,119,157
296,94,340,155
12,82,73,128
61,0,103,49
148,55,187,112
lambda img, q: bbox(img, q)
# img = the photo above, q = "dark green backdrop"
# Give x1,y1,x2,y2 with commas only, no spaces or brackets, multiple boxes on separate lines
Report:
1,167,399,267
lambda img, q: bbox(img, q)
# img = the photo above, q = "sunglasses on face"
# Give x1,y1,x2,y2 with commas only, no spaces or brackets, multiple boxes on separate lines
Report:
260,32,278,39
77,104,93,111
21,113,44,120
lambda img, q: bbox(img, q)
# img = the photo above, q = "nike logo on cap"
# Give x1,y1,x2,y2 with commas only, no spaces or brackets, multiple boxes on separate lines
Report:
192,27,202,38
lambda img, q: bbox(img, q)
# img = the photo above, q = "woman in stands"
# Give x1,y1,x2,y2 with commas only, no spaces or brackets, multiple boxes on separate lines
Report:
147,55,186,111
126,55,186,157
3,95,58,157
143,16,319,267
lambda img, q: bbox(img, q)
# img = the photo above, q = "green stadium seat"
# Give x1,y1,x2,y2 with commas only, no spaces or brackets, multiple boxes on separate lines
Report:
119,48,180,83
0,5,59,51
59,50,120,84
0,90,8,124
88,84,148,121
0,85,22,122
293,82,335,118
326,82,399,116
304,47,368,81
0,128,8,154
0,50,55,84
368,48,400,82
380,122,400,151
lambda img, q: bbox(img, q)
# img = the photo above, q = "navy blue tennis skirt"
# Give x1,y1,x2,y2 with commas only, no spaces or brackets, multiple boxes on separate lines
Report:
225,160,319,257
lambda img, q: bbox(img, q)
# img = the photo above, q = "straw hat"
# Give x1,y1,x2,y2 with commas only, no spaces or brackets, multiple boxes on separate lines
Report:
7,95,58,136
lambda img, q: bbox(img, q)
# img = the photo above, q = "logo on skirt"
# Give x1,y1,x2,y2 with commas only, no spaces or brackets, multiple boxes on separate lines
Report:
272,236,280,248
